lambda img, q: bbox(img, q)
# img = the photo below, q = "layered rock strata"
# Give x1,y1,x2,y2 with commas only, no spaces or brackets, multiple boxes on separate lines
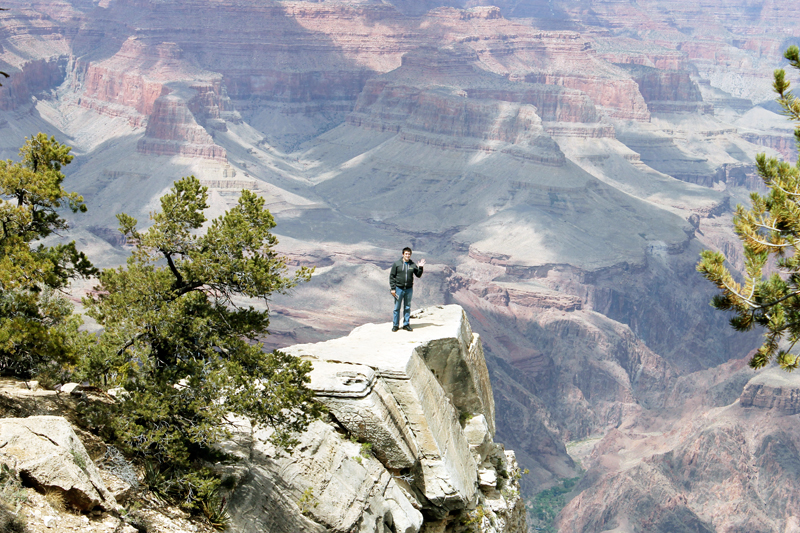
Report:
739,368,800,414
137,93,227,161
225,305,525,533
616,63,712,115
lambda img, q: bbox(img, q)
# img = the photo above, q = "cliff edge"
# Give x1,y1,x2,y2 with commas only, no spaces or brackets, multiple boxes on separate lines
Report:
222,304,527,533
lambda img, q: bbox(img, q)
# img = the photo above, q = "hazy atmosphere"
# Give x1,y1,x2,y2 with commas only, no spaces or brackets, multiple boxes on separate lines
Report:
2,0,800,531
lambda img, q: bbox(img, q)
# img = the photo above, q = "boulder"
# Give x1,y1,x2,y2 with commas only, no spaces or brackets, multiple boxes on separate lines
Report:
0,416,117,511
464,414,494,464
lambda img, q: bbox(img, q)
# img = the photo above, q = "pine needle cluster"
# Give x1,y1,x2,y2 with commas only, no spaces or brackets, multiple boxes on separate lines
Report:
0,134,95,380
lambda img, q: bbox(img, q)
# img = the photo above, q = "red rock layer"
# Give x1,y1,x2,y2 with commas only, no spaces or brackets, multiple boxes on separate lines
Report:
348,80,566,165
74,40,194,119
0,58,66,111
615,64,712,114
0,5,72,110
741,133,798,163
466,86,598,123
523,72,649,121
77,61,167,119
557,410,800,533
136,94,227,161
186,81,242,132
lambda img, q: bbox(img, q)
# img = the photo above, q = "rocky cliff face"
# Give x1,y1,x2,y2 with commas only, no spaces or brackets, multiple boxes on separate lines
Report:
739,369,800,414
137,93,227,160
223,305,526,533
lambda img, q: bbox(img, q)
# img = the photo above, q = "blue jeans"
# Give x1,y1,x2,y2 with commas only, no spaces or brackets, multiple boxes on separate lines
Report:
393,287,413,327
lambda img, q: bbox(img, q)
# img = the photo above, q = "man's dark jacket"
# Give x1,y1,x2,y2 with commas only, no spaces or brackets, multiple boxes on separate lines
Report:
390,258,423,290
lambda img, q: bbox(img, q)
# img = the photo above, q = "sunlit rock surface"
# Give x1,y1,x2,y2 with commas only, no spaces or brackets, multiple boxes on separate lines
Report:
225,305,525,532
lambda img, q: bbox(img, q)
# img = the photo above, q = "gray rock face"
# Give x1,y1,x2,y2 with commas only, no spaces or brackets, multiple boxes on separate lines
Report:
226,305,526,533
225,419,422,533
0,416,117,511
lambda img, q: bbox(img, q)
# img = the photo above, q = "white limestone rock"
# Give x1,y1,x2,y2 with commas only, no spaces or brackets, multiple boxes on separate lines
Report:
478,468,497,488
308,361,418,469
98,470,133,505
287,305,490,513
225,420,423,533
59,382,82,395
0,416,117,511
464,414,494,464
226,304,526,532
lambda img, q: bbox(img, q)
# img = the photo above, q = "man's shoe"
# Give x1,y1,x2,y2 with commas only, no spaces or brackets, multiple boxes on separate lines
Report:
392,326,399,332
403,325,412,332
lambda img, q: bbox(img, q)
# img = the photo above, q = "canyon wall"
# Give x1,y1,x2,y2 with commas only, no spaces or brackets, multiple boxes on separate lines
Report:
3,0,800,531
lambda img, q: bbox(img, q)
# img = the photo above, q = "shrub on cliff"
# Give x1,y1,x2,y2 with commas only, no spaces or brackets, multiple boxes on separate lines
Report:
80,176,322,514
0,134,95,380
698,45,800,371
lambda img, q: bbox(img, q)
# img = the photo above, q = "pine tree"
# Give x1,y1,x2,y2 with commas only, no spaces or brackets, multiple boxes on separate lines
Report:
698,46,800,371
81,176,321,509
0,134,94,379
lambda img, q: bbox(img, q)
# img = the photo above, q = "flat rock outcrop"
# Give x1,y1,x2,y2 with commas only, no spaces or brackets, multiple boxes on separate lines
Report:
225,305,525,533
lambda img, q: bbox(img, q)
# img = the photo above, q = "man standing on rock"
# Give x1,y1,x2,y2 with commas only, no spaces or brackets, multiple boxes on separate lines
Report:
390,247,425,332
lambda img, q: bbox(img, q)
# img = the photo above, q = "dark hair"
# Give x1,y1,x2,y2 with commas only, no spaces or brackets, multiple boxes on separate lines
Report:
402,247,412,254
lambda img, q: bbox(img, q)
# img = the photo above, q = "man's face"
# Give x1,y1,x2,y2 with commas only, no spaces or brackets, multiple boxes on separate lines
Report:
403,250,412,261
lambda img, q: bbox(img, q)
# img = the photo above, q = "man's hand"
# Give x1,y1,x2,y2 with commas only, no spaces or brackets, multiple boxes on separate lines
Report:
419,259,426,267
391,290,396,296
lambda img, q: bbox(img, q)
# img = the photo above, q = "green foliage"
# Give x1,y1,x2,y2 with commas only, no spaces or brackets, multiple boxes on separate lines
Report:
0,463,27,527
697,47,800,372
81,176,321,512
298,487,318,516
527,477,580,533
199,490,230,531
461,505,486,531
514,467,530,481
0,134,94,379
501,486,519,500
360,442,373,457
70,449,87,472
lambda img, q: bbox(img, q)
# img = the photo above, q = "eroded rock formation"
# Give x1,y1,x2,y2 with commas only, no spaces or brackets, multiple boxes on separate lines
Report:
224,305,526,533
556,367,800,533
